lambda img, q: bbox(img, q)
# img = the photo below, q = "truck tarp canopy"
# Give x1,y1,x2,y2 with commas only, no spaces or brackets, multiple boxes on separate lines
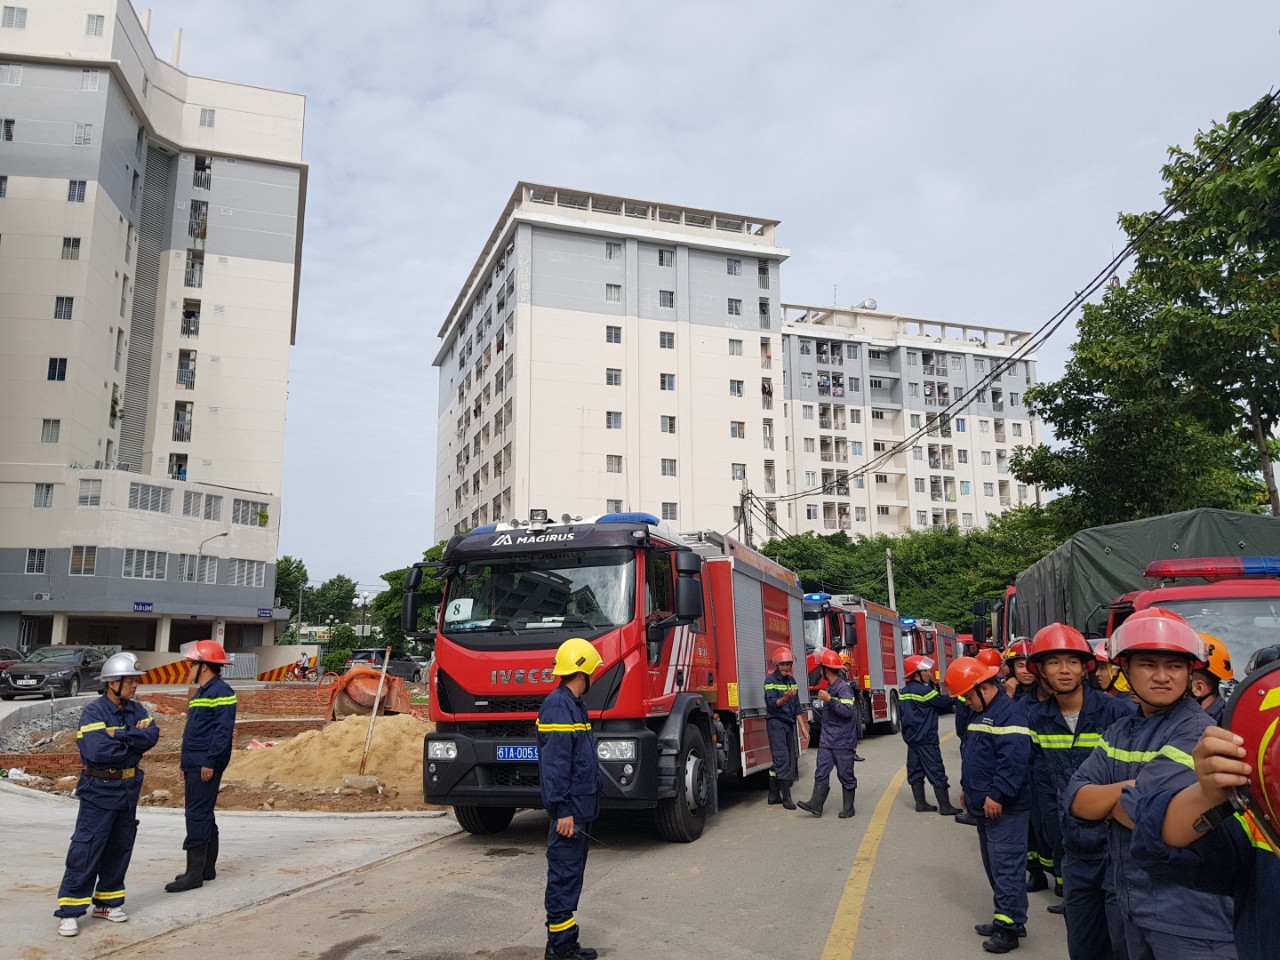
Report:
1013,509,1280,636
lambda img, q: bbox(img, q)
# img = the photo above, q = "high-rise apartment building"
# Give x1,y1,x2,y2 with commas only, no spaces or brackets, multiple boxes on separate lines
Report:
0,1,306,658
433,184,1037,543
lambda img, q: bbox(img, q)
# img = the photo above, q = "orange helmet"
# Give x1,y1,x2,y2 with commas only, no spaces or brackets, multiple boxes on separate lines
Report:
1006,639,1034,662
1223,658,1280,854
946,656,999,698
904,654,935,677
818,648,844,670
184,638,231,665
1028,623,1095,676
1199,633,1234,683
772,646,795,665
1109,608,1206,668
976,647,1003,669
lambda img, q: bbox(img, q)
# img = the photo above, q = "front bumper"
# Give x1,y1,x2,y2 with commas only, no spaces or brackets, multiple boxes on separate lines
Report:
0,674,71,697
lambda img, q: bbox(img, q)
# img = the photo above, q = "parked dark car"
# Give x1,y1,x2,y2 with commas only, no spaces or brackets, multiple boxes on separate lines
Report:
0,646,109,700
0,646,23,672
343,648,422,682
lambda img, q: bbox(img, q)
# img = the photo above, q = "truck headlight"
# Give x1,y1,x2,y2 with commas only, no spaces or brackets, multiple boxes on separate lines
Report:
596,739,637,761
427,740,458,760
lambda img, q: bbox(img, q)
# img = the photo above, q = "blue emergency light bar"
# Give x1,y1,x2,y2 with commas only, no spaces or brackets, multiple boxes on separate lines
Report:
804,592,833,602
599,512,660,525
901,617,917,626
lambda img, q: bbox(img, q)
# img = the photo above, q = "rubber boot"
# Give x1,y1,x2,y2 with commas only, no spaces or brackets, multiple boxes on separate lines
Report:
933,786,962,816
837,787,857,819
165,845,208,893
545,945,598,960
202,835,218,882
981,927,1021,954
797,782,830,817
779,780,796,810
954,810,979,825
1026,863,1048,892
767,778,782,805
911,781,938,812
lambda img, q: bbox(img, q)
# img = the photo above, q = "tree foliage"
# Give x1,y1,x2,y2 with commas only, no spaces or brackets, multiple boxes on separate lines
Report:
275,556,310,624
372,541,449,654
761,506,1062,627
312,574,359,626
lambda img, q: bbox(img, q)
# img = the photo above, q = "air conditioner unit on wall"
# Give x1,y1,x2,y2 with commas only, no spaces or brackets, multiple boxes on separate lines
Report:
33,592,51,601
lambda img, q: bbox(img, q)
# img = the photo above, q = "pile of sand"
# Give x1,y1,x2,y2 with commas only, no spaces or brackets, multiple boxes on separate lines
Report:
223,714,431,797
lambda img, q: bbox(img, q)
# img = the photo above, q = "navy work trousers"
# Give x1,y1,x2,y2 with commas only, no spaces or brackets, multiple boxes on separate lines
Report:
1061,852,1125,960
766,718,797,781
1123,924,1238,960
976,809,1030,931
182,765,225,849
55,801,138,918
545,821,591,955
814,747,857,790
906,742,950,789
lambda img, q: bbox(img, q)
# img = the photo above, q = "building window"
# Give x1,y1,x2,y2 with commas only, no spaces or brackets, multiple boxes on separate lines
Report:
659,331,675,349
757,260,770,289
984,482,995,496
54,296,75,320
800,340,812,355
658,248,673,267
127,482,171,513
869,378,883,390
958,449,969,464
0,62,20,85
661,502,678,521
877,505,891,516
806,505,818,520
1011,393,1021,406
962,513,974,528
804,438,816,453
228,558,267,588
69,545,97,575
606,454,623,473
74,123,93,145
955,418,966,432
851,441,863,456
232,498,268,525
758,300,771,328
61,237,81,260
606,368,622,386
916,510,928,526
1018,484,1029,500
804,470,818,486
727,258,741,276
47,357,67,380
961,481,972,495
606,411,621,429
0,174,6,197
605,241,622,260
0,117,13,141
974,358,986,373
729,421,745,439
908,382,919,397
846,344,859,360
911,446,923,460
123,548,167,580
605,325,621,343
183,491,202,517
2,6,26,29
659,373,675,391
729,379,744,397
25,548,46,574
914,478,926,493
606,499,623,513
204,495,223,521
733,463,747,481
871,409,886,421
856,507,868,522
659,290,675,309
907,351,919,366
178,554,217,584
728,339,743,355
199,108,216,128
33,483,53,508
875,474,889,485
1012,423,1023,437
67,180,87,202
873,441,888,453
800,372,813,388
605,283,622,303
660,415,677,434
662,458,677,477
86,13,104,35
78,479,102,506
910,414,922,429
802,404,814,420
40,419,60,443
982,452,992,466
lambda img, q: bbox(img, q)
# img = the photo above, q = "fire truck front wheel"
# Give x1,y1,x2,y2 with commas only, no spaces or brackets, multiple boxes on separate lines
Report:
656,726,710,843
453,804,516,835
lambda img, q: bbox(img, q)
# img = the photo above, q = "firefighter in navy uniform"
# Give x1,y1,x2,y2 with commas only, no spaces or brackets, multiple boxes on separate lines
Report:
764,646,801,810
166,639,237,893
798,648,859,818
899,654,963,816
538,638,604,960
1191,634,1233,724
954,647,1005,827
54,652,160,938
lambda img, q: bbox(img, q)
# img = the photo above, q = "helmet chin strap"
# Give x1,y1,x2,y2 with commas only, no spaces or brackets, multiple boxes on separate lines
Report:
974,682,992,712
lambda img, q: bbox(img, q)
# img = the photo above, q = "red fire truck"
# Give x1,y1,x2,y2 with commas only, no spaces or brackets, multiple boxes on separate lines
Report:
903,619,962,685
402,514,807,843
800,592,905,735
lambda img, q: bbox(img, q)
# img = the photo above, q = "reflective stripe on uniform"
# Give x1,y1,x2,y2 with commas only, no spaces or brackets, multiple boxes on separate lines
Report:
58,896,93,906
1032,732,1103,749
901,691,938,703
548,917,577,933
994,913,1015,925
536,722,590,733
969,724,1032,737
1097,740,1162,764
1158,744,1195,769
189,695,237,708
1236,811,1276,853
94,888,125,899
764,683,794,691
76,721,107,738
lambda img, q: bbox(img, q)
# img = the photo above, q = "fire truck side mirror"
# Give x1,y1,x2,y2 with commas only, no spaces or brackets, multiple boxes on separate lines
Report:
971,617,988,646
972,600,989,616
674,576,703,622
844,615,859,648
402,564,424,636
673,550,701,576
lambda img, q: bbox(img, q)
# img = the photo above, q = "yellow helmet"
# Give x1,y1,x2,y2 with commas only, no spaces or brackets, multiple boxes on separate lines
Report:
1199,633,1234,682
552,638,603,677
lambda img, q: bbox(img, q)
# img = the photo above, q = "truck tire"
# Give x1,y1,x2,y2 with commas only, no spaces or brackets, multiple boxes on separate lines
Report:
453,805,515,835
887,692,901,734
656,726,710,843
808,714,821,749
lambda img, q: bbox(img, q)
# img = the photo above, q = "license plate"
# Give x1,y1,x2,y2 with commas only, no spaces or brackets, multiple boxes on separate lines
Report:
496,745,538,761
15,679,37,686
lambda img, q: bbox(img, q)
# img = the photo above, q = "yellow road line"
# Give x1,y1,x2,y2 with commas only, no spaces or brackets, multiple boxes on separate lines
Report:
822,734,955,960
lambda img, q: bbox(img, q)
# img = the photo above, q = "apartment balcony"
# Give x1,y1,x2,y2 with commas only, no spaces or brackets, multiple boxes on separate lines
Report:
930,492,943,502
922,365,948,377
193,168,212,190
997,465,1010,475
184,266,203,288
181,316,200,338
761,356,772,369
761,397,773,410
833,420,846,431
172,422,192,443
820,452,834,463
818,385,831,397
765,479,777,494
945,493,957,502
176,367,195,390
824,519,838,530
839,519,852,529
1000,496,1012,506
994,431,1007,444
763,436,774,450
928,457,941,468
819,417,833,429
834,453,848,462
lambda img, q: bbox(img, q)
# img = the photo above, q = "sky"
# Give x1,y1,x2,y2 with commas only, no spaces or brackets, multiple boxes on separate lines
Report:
135,0,1278,595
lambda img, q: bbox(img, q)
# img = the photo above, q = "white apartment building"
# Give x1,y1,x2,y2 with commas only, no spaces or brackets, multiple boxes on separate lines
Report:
433,184,1038,543
0,1,306,660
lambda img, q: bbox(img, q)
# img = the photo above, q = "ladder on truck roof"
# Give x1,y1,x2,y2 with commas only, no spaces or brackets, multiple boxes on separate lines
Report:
679,530,800,588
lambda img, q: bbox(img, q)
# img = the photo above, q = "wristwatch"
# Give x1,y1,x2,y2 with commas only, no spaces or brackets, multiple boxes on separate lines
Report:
1192,800,1235,835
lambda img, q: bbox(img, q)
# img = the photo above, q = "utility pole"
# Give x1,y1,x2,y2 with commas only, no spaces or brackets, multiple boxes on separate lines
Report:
741,487,753,549
886,547,897,611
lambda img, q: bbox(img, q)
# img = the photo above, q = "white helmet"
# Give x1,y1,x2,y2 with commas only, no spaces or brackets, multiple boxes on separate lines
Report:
100,651,144,681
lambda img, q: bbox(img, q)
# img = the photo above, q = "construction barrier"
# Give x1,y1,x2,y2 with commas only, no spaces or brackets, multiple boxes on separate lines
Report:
258,655,317,682
139,660,190,684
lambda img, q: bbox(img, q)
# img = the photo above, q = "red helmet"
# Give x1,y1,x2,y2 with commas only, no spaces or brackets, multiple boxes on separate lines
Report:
1005,639,1034,662
818,648,844,670
772,646,795,665
976,647,1003,669
1223,657,1280,854
1092,640,1111,664
1108,608,1206,668
1028,623,1096,676
904,654,935,677
946,656,999,698
184,638,231,665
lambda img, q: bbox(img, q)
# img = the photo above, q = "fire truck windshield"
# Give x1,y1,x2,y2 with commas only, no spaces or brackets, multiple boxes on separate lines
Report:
801,613,825,655
1151,596,1280,676
441,548,636,638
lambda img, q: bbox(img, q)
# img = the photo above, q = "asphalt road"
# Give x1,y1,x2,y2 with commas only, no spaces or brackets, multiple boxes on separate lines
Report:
41,733,1068,960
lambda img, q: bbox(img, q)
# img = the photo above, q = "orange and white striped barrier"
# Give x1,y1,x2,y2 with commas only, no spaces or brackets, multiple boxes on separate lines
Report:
258,655,317,682
139,660,192,684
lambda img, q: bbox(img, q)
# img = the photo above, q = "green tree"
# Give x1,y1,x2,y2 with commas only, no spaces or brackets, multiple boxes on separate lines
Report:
313,574,358,625
275,555,310,626
372,541,450,653
321,623,360,673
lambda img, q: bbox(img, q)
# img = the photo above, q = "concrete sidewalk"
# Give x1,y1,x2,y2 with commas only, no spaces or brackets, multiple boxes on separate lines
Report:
1,780,460,957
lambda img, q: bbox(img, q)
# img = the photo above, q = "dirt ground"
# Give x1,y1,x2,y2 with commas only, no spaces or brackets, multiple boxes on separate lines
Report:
8,708,446,814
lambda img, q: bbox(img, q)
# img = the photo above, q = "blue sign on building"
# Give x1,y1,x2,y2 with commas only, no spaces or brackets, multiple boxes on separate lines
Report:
133,602,154,613
257,608,273,618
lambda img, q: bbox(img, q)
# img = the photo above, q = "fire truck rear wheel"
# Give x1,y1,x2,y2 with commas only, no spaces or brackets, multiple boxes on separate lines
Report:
887,693,901,734
453,804,516,835
656,726,710,843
